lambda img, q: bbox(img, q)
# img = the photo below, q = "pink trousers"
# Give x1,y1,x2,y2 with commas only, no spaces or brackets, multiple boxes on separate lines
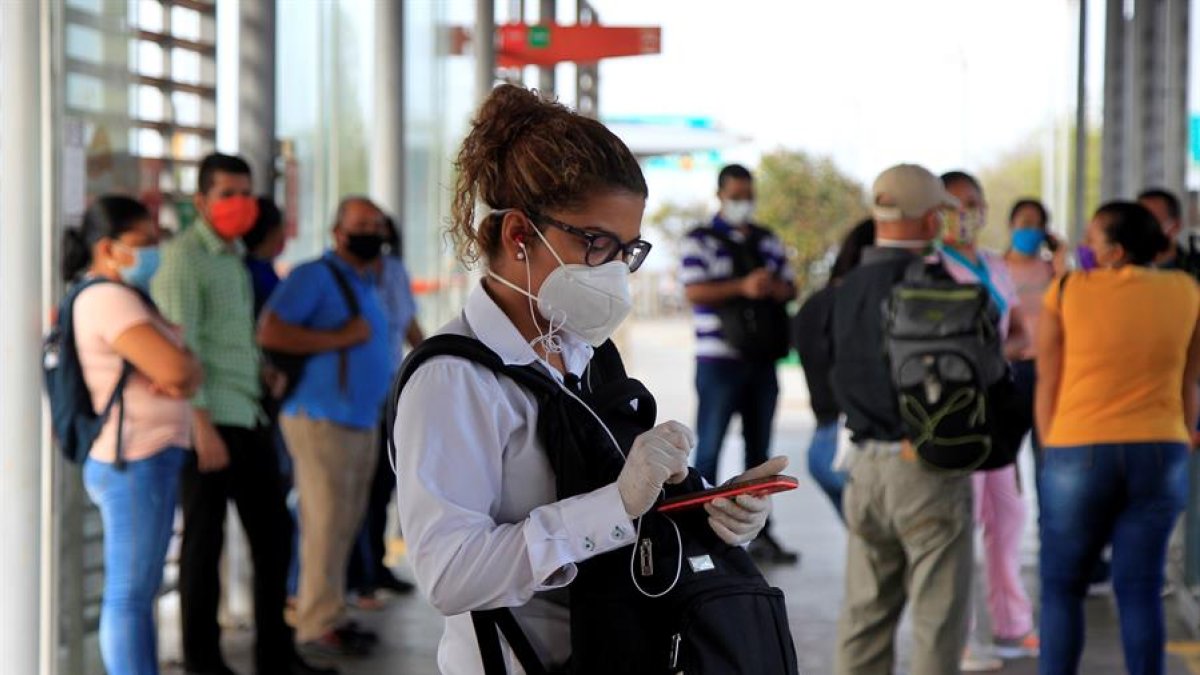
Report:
973,465,1034,640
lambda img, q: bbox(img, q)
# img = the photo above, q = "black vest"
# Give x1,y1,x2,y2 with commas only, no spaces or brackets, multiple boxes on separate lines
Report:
390,335,798,675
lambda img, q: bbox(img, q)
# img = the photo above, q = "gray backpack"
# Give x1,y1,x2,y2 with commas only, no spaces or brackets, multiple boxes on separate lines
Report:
883,260,1011,471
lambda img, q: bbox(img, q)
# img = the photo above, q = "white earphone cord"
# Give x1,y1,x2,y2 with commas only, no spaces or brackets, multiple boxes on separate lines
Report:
555,380,684,599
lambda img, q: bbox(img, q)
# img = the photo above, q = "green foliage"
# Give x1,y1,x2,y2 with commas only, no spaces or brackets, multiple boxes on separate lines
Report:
974,126,1102,250
754,149,868,290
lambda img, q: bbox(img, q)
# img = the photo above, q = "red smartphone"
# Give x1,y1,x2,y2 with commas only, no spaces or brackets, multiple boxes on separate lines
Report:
656,475,799,514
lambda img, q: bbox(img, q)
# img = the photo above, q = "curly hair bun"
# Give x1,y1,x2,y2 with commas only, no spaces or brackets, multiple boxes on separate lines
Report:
449,84,646,267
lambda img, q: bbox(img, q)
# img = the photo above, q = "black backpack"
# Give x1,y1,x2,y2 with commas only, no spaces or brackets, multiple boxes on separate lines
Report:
389,335,799,675
691,225,791,362
883,260,1028,471
43,278,147,468
264,258,361,402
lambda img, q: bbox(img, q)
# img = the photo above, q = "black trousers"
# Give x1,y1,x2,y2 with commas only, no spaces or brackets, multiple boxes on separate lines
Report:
347,414,396,593
179,424,295,670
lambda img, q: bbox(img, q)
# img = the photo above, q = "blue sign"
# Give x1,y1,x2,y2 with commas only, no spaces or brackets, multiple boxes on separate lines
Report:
1192,114,1200,164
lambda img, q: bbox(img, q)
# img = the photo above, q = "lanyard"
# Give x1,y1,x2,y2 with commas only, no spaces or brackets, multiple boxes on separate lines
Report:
939,245,1008,317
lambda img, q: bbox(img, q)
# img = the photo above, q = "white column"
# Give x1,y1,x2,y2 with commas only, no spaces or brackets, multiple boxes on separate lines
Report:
239,0,277,194
0,1,46,672
371,0,405,217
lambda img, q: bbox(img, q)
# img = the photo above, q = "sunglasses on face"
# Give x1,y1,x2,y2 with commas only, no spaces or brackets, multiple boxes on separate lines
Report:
528,211,653,273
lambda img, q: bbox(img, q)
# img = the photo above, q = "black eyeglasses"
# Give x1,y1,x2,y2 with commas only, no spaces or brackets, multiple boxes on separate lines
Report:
529,212,653,272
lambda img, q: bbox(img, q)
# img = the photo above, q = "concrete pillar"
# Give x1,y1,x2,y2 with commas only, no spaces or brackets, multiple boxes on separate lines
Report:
1101,0,1127,202
476,0,496,104
575,1,599,119
239,0,277,194
538,0,556,96
371,0,405,217
0,1,46,672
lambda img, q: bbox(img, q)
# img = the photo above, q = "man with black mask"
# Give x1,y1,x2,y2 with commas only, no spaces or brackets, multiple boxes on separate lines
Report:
258,196,391,658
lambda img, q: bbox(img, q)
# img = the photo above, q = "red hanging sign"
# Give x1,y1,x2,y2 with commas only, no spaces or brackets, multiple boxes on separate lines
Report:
495,23,661,68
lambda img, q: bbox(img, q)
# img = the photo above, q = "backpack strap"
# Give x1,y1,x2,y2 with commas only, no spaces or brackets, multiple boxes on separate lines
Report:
471,608,551,675
1057,271,1071,307
387,334,559,675
67,278,140,468
320,258,362,393
692,225,764,276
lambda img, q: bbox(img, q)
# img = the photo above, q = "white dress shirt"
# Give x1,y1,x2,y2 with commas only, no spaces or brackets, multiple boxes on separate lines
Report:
395,281,637,674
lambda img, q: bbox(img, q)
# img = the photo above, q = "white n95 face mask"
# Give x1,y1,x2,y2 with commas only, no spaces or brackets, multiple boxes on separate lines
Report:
721,200,755,226
536,261,634,347
489,226,634,348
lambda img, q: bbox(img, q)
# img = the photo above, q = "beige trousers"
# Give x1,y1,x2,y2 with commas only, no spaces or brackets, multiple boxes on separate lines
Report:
280,414,378,642
835,446,974,675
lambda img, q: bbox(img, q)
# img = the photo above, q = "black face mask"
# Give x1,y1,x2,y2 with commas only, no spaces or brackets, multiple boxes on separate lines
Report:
346,233,384,261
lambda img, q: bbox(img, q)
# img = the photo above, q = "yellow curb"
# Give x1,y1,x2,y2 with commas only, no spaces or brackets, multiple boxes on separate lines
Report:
1166,641,1200,675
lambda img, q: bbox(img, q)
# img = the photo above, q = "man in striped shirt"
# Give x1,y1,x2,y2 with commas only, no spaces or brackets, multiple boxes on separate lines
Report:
680,164,799,564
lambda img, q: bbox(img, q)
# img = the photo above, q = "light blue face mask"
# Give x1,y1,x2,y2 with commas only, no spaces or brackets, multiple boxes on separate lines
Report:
1010,228,1046,256
119,245,161,290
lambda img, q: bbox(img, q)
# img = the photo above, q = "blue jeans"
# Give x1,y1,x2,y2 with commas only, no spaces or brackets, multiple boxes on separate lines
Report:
1038,442,1188,675
84,447,186,675
694,358,780,484
807,421,846,519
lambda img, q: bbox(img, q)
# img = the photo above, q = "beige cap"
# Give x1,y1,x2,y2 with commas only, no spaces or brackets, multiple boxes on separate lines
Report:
871,164,960,222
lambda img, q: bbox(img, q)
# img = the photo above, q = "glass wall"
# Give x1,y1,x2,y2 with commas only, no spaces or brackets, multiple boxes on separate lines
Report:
56,4,219,671
276,0,376,265
404,0,480,329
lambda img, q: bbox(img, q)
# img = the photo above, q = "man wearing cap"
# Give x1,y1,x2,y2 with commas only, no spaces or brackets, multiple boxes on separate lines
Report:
830,164,972,675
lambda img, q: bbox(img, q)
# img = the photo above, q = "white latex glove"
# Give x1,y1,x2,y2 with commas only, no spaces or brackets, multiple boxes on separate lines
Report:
618,420,695,518
705,456,789,545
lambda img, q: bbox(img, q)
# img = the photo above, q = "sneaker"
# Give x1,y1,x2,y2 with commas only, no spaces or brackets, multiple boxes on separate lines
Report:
342,619,380,645
300,626,374,658
349,592,388,612
994,631,1040,659
960,647,1003,672
747,532,801,566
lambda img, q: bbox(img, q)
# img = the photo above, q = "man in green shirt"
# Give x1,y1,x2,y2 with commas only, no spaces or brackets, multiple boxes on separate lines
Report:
153,153,333,675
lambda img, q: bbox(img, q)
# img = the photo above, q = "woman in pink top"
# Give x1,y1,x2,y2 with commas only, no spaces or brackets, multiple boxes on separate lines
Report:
1003,199,1064,458
63,196,203,675
939,172,1039,669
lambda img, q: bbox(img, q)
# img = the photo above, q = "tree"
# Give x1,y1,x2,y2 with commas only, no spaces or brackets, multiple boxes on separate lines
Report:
645,200,711,259
754,149,869,290
974,125,1102,251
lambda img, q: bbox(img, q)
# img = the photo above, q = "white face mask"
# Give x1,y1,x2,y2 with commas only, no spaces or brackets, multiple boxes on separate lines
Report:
489,228,634,349
721,200,755,226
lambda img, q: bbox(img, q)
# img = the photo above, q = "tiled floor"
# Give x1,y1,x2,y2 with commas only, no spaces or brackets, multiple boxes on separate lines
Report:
165,317,1197,674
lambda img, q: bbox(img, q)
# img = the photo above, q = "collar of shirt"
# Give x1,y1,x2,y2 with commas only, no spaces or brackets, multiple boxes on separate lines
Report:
463,280,593,381
321,249,377,283
193,219,244,256
711,214,753,237
860,245,919,265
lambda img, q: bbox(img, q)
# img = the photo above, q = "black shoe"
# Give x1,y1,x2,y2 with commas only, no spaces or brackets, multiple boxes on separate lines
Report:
342,619,380,645
283,653,339,675
299,625,375,659
748,532,801,566
377,570,416,595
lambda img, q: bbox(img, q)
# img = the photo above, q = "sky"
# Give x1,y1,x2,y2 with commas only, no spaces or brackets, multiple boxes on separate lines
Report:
579,0,1089,195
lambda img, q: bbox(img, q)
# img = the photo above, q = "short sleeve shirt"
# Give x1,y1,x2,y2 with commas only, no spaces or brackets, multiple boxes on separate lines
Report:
679,216,794,360
265,251,393,430
74,282,191,463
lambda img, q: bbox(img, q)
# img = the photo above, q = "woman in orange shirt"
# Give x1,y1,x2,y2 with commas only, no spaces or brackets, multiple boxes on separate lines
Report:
1036,201,1200,675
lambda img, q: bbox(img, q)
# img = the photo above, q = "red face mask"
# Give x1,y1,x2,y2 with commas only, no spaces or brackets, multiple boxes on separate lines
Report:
208,195,259,240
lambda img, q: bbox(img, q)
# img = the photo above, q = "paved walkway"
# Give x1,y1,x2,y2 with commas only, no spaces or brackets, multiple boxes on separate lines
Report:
169,317,1198,674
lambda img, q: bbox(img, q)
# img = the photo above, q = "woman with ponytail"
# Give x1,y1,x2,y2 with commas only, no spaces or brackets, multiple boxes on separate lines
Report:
393,85,790,674
63,195,202,675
